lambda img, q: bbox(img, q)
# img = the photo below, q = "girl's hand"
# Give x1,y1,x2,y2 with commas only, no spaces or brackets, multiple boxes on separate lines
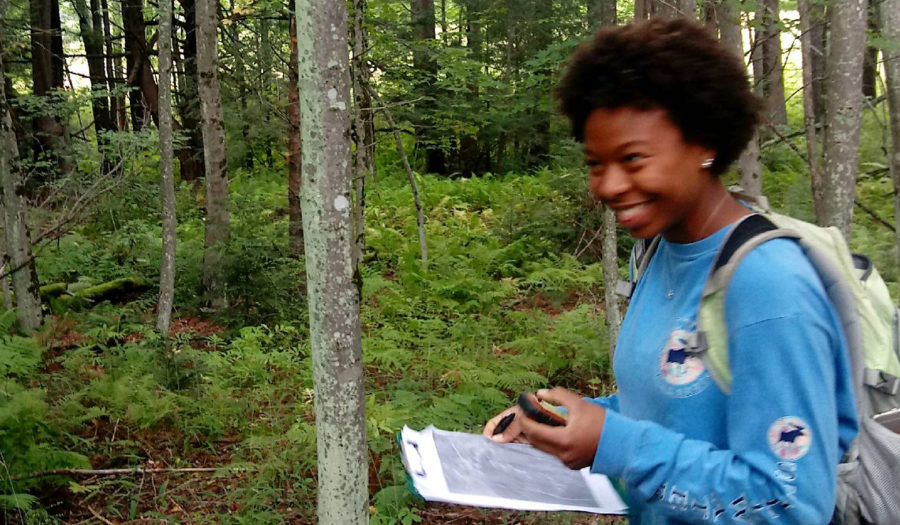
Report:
482,406,531,444
517,387,606,470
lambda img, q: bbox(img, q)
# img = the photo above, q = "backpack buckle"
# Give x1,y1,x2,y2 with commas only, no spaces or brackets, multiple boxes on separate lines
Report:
615,280,635,298
864,368,900,395
685,331,708,355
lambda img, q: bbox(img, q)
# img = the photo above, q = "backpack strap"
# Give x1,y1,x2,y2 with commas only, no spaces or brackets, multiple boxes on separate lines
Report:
687,214,801,394
615,236,661,299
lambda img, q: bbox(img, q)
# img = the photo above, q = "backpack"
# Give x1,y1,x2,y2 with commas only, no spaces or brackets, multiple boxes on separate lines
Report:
615,194,900,524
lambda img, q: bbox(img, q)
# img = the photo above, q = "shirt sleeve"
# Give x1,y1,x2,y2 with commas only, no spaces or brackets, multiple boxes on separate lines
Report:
590,242,857,524
587,394,619,412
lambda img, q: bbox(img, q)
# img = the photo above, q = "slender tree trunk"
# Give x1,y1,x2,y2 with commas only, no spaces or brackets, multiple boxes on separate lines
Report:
197,0,230,308
588,0,616,27
73,0,115,135
634,0,651,20
288,3,303,258
862,4,879,99
30,0,71,177
879,0,900,257
808,3,827,123
0,25,42,331
412,0,445,174
714,0,741,53
601,205,620,354
294,0,368,521
157,0,176,334
655,0,696,19
760,0,787,126
715,0,763,195
819,0,867,237
175,0,205,181
102,0,127,130
799,0,823,206
351,0,373,267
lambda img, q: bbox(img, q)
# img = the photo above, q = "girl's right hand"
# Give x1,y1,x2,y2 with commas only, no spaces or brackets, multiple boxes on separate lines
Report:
482,406,530,444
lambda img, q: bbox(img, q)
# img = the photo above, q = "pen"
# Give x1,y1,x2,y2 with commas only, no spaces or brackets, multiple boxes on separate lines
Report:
492,412,515,435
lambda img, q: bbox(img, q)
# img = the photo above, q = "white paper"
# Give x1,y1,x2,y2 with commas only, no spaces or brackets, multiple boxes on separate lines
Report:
400,425,628,514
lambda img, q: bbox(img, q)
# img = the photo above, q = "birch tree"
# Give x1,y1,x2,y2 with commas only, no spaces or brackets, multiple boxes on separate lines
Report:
819,0,868,237
0,3,42,330
880,0,900,257
294,0,368,522
197,0,231,308
157,0,176,334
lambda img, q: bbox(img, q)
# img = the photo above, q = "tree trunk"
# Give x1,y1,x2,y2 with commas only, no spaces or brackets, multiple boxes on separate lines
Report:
197,0,230,308
175,0,205,181
862,5,878,99
635,0,651,20
30,0,72,177
294,0,368,521
714,0,741,53
760,0,787,126
157,0,176,335
73,0,116,135
411,0,445,174
799,0,823,207
351,0,373,267
819,0,867,238
601,205,620,355
0,28,43,331
588,0,616,27
102,0,127,130
288,4,303,258
879,0,900,257
655,0,696,19
714,0,763,195
122,0,160,130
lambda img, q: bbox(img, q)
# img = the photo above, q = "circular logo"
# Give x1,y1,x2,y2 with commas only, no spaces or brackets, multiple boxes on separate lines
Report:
659,330,705,386
767,417,812,460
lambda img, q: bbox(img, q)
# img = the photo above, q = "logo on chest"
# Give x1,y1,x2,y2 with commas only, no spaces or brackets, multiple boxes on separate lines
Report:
658,328,711,397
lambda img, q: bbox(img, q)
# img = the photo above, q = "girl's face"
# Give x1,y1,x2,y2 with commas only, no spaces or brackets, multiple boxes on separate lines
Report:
583,107,721,243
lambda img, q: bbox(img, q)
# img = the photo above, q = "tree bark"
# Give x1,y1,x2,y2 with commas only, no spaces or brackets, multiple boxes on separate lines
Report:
862,4,878,99
879,0,900,257
759,0,787,126
73,0,116,135
30,0,72,177
799,0,823,207
294,0,368,521
411,0,445,174
157,0,176,335
351,0,373,267
197,0,230,308
0,14,43,330
655,0,696,19
635,0,651,20
819,0,867,238
288,3,303,258
588,0,616,27
175,0,206,181
102,0,127,130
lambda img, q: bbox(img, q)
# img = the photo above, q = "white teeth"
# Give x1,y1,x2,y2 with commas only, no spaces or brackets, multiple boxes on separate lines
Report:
616,204,648,222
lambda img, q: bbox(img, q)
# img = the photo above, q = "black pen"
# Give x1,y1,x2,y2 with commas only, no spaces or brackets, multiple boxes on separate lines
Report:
492,412,516,436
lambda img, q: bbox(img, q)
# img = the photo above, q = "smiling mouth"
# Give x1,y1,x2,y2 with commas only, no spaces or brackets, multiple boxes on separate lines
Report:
615,203,650,224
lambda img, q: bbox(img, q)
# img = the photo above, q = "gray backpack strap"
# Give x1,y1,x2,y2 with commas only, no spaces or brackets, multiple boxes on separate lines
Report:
616,236,661,299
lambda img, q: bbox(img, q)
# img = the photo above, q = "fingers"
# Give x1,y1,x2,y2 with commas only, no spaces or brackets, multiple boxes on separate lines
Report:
483,406,525,444
536,387,582,412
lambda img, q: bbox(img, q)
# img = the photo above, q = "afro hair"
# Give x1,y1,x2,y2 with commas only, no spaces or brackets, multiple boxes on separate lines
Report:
557,18,761,176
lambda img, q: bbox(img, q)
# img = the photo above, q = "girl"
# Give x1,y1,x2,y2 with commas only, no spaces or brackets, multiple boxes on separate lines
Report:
484,18,857,524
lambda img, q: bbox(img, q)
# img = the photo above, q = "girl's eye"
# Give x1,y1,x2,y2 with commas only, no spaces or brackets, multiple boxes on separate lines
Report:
586,159,602,168
623,153,644,163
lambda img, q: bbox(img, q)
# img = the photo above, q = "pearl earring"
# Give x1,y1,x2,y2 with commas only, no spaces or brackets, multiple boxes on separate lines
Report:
701,158,715,169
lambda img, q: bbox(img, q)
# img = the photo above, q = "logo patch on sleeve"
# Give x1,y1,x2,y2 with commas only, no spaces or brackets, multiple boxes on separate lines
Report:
767,417,811,460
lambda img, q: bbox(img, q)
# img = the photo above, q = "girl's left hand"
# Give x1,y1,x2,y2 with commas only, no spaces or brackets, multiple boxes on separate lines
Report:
518,387,607,470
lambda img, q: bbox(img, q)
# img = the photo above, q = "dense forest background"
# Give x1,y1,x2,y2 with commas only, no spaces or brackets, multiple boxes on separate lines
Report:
1,0,899,522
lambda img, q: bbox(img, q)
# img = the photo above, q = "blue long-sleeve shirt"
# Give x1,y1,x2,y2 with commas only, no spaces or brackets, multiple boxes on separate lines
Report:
589,225,858,524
